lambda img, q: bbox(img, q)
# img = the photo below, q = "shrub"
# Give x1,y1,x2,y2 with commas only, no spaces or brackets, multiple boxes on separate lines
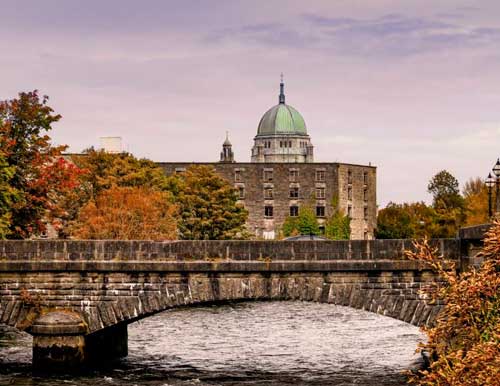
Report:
406,222,500,385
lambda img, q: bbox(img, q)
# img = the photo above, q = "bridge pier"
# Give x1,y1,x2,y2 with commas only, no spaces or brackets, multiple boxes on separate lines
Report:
31,312,128,372
31,311,87,372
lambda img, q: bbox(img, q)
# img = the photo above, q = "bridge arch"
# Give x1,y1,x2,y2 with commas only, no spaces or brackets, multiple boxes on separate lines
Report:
80,270,441,333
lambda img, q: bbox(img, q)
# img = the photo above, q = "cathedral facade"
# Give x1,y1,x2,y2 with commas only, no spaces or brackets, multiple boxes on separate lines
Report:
160,79,376,239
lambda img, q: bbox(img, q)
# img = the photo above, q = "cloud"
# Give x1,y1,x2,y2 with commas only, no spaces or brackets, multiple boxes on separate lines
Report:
208,13,500,57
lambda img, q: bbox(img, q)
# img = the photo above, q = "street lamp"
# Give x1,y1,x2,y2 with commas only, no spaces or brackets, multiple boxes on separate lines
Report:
493,159,500,213
485,173,495,218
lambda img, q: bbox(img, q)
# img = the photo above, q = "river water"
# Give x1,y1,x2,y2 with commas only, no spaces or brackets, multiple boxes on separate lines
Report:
0,301,424,386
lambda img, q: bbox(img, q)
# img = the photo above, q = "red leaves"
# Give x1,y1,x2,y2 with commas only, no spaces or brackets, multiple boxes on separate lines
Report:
0,90,84,238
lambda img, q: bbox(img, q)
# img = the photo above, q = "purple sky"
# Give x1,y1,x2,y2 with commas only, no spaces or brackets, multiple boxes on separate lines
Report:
2,0,500,206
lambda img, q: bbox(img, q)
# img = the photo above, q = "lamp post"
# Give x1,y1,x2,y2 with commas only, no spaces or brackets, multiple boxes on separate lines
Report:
486,173,495,218
493,159,500,214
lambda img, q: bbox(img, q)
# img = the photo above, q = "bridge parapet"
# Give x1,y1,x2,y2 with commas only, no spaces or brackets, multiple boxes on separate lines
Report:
0,238,460,262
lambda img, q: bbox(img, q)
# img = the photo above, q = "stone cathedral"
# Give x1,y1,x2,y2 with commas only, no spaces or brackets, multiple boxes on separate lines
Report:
160,78,376,239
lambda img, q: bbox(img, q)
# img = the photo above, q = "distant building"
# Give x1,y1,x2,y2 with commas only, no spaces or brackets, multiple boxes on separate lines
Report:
99,137,123,154
160,78,377,240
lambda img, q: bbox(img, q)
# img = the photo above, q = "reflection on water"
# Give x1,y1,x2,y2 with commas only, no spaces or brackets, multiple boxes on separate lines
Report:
0,301,424,386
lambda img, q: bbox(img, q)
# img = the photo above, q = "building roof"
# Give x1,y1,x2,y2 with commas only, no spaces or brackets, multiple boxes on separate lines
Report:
257,103,307,137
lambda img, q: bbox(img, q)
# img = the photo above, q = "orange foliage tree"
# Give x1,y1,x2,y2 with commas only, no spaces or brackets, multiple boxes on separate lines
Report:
407,223,500,385
463,177,489,226
72,186,177,240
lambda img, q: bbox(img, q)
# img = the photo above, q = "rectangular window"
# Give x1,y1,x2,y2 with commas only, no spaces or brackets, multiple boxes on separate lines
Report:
316,187,325,199
347,170,352,184
316,206,325,217
289,187,299,198
265,206,273,218
319,225,325,235
348,186,352,200
238,186,245,199
289,169,298,182
290,206,299,217
234,170,242,182
264,187,273,199
348,205,352,218
263,169,273,181
364,207,368,220
363,187,368,202
175,167,186,174
363,171,368,185
316,170,325,182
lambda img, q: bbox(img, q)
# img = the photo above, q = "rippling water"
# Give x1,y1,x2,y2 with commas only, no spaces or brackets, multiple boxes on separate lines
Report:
0,301,424,386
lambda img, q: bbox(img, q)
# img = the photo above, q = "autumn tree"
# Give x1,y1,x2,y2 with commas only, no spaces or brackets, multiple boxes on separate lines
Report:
72,186,177,240
463,177,489,226
324,197,350,240
167,165,248,240
71,149,168,197
56,149,170,237
408,222,500,385
0,91,83,238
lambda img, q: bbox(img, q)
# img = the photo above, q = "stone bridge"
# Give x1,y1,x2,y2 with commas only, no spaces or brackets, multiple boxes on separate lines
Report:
0,237,471,371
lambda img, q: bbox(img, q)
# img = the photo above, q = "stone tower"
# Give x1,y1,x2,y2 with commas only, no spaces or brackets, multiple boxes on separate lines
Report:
220,132,235,163
251,75,314,163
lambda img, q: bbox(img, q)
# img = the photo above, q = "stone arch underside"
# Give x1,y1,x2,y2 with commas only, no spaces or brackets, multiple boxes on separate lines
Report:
0,270,443,336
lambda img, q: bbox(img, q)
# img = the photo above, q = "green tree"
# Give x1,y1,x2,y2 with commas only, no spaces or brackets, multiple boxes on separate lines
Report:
427,170,466,238
0,91,83,238
167,165,248,240
324,197,350,240
406,202,442,238
376,202,452,239
281,205,320,237
428,170,464,210
281,216,300,238
0,152,17,238
376,202,415,239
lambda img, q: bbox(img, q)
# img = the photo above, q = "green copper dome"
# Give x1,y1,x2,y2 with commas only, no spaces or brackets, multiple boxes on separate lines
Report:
257,104,307,136
256,77,307,137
